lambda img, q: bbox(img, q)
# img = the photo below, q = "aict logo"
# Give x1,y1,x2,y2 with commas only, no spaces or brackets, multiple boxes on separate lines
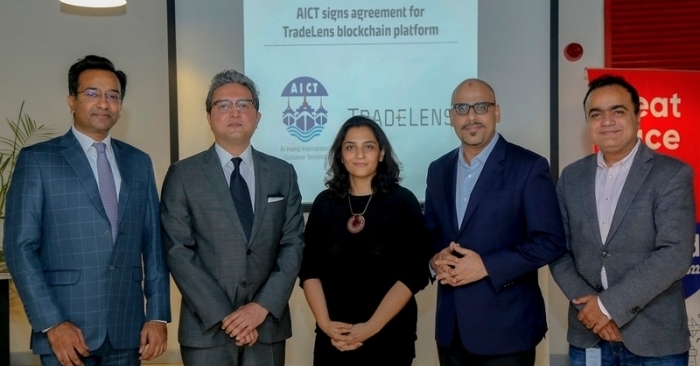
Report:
281,76,328,142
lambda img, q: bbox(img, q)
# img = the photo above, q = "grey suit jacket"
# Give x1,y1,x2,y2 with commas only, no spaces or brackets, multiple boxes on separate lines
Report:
551,143,695,357
160,145,304,348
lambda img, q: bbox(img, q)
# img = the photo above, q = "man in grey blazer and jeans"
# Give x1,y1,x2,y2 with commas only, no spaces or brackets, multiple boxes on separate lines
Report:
551,74,695,365
161,70,305,365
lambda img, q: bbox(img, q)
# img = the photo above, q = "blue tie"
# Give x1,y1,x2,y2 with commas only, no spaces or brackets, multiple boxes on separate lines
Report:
94,142,118,242
230,157,253,240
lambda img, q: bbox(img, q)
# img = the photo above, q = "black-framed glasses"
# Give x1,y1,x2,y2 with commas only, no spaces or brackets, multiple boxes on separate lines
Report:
452,102,496,115
76,88,122,103
212,99,256,113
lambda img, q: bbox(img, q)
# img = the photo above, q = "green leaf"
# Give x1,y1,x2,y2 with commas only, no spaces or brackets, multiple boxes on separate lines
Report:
0,101,54,219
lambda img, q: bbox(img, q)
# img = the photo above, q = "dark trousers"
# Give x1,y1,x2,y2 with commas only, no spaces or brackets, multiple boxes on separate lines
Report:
181,340,285,366
437,325,536,366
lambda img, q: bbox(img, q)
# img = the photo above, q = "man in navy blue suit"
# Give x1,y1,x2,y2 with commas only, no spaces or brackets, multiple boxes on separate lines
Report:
4,55,170,366
425,78,565,366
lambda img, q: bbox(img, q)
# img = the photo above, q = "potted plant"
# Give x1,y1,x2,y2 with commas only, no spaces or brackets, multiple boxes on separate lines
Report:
0,102,53,262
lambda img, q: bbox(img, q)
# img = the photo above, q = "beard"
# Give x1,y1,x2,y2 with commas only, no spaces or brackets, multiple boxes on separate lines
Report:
459,122,486,146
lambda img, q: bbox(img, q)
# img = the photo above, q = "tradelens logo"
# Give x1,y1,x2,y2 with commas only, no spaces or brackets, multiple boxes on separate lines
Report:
281,76,328,142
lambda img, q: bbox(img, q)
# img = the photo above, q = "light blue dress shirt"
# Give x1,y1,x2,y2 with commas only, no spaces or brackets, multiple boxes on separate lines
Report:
455,134,500,228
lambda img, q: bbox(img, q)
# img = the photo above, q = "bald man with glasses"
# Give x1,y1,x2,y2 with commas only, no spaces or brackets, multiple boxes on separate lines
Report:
424,78,566,366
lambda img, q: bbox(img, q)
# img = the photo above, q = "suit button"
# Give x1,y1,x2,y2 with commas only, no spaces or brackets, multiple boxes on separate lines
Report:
601,251,609,258
104,230,110,237
246,249,252,255
632,306,641,314
595,285,603,291
108,265,115,270
240,281,247,288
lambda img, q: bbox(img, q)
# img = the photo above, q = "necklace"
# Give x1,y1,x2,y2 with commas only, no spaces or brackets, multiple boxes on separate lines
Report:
347,194,373,234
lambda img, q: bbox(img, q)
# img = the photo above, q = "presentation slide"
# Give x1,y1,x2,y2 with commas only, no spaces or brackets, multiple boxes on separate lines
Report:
244,0,478,203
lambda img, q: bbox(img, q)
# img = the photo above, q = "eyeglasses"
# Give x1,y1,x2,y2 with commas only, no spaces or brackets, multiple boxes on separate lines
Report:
212,99,256,114
452,102,496,115
76,89,122,103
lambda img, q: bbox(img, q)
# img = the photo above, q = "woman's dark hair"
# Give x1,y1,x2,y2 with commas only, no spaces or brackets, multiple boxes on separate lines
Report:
325,115,401,198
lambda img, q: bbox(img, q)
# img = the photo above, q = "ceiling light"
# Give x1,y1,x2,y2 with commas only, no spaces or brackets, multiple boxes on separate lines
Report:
60,0,126,8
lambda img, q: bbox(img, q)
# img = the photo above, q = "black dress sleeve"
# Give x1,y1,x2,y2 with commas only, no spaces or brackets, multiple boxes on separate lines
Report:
299,191,329,286
393,187,432,294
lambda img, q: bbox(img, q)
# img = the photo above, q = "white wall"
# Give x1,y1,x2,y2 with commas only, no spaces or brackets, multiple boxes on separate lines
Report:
550,0,605,365
0,1,173,364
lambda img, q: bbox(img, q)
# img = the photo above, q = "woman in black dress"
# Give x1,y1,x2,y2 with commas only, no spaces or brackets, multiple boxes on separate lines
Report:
299,116,431,366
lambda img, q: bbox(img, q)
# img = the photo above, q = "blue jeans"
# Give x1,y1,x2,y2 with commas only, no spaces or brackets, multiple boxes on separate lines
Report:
570,342,688,366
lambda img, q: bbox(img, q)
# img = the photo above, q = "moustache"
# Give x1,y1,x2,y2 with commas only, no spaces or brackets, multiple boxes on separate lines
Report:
461,122,483,130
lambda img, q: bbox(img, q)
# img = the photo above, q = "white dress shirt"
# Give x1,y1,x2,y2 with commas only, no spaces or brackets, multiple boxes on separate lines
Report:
215,143,256,212
595,139,641,317
71,127,121,199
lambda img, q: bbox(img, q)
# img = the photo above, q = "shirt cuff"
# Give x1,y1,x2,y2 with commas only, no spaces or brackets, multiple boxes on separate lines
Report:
597,297,611,319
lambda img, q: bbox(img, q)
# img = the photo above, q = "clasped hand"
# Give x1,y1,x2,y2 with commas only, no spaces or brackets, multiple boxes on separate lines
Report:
573,294,622,342
221,302,268,347
431,242,487,286
321,321,379,352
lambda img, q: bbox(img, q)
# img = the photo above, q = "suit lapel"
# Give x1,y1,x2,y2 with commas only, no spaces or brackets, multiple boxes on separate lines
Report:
579,156,605,248
249,148,270,245
59,130,109,223
458,137,505,234
604,145,652,246
112,141,130,227
201,145,248,242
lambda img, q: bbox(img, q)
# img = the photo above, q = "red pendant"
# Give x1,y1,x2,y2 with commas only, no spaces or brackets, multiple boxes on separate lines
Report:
347,214,366,234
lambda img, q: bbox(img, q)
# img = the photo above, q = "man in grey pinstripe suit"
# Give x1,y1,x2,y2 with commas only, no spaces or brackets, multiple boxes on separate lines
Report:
4,55,170,366
161,69,304,366
551,74,694,365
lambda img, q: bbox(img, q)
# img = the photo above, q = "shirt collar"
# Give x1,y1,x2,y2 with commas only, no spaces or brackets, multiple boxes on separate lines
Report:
215,143,253,168
596,139,640,169
71,126,113,154
458,133,500,168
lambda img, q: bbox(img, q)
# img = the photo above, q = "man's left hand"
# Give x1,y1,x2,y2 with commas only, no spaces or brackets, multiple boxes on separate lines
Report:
574,295,610,334
442,243,488,286
235,328,259,347
222,302,269,342
598,320,622,342
139,321,167,361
